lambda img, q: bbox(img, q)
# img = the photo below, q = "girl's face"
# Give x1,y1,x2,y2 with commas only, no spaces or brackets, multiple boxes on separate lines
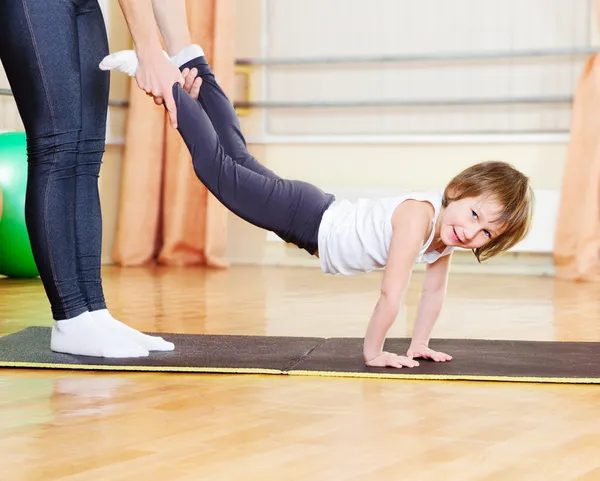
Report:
438,196,505,249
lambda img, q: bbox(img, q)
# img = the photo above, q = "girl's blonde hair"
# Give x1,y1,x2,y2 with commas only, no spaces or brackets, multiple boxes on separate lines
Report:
442,161,534,262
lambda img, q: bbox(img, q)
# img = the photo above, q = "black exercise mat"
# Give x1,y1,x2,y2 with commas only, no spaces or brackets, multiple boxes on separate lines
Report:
1,327,599,384
0,327,322,374
287,338,600,383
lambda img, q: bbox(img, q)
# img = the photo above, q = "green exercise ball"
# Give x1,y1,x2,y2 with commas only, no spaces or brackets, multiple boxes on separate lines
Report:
0,132,39,278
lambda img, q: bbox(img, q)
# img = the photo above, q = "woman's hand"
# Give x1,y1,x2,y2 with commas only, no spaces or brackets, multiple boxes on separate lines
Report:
135,49,184,127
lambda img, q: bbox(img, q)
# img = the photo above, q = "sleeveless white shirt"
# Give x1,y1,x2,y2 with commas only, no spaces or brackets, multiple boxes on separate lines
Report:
317,190,454,276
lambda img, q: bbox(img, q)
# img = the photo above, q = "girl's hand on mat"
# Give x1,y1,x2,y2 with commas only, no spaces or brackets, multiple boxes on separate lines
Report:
407,343,452,362
365,352,420,368
181,68,203,100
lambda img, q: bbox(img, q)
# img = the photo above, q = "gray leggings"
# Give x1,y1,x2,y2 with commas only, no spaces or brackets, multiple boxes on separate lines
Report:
0,0,108,320
174,56,335,255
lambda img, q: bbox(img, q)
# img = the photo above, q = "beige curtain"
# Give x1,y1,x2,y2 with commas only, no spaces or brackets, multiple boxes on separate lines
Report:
553,52,600,282
111,0,232,268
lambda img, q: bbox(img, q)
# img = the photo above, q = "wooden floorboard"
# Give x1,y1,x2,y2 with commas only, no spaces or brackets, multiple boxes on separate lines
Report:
1,265,600,481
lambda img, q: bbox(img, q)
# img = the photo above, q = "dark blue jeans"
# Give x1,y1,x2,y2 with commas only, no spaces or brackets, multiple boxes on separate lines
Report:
175,57,335,255
0,0,109,320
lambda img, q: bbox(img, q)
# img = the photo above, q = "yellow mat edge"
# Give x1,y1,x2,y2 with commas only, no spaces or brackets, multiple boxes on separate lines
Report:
0,361,282,375
1,361,599,384
287,369,600,384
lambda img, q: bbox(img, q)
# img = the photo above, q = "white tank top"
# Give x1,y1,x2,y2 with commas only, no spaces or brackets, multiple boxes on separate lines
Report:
317,190,454,276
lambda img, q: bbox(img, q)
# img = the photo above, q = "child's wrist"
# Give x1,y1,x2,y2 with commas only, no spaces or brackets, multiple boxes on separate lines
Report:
363,350,381,363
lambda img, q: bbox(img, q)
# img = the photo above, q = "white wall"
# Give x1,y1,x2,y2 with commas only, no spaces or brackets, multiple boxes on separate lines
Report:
262,0,591,136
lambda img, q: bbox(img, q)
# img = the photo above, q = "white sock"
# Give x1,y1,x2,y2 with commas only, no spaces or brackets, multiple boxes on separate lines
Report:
51,311,149,358
90,309,175,352
99,44,205,77
170,44,205,68
98,50,149,76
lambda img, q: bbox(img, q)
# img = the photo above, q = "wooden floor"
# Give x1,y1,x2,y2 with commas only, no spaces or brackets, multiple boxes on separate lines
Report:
1,265,600,481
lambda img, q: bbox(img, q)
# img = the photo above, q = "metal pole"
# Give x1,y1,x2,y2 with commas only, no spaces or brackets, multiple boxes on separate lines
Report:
233,95,573,109
236,46,600,66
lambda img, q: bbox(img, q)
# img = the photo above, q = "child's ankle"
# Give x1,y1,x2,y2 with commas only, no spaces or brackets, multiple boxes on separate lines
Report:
171,44,205,68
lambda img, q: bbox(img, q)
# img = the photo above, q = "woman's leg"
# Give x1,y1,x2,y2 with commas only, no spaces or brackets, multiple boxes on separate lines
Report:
73,0,173,352
0,0,147,357
0,0,88,321
72,0,109,312
173,84,334,255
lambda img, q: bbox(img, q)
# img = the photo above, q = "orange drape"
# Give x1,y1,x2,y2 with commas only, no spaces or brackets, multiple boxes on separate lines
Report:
111,0,232,268
553,53,600,282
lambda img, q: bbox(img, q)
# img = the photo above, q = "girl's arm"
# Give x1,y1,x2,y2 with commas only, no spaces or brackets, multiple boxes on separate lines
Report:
363,200,434,368
406,253,453,362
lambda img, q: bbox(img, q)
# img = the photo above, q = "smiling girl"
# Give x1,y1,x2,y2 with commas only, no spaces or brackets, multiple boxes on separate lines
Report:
103,45,535,368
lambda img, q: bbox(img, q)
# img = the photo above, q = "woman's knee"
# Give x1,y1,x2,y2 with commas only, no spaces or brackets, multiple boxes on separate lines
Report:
26,129,80,167
75,137,105,176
